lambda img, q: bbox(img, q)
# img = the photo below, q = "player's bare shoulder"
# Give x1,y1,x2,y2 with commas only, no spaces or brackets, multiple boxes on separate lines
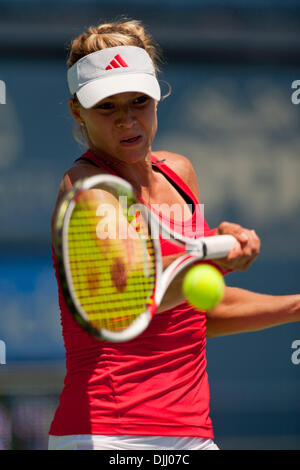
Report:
59,159,109,197
154,151,200,202
66,158,108,185
51,158,108,240
154,150,191,170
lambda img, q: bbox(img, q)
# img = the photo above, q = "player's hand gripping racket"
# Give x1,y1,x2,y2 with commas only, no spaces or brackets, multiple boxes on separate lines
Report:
54,174,236,342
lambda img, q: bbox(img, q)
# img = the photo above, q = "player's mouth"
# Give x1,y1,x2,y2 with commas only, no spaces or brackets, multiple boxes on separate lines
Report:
120,135,142,146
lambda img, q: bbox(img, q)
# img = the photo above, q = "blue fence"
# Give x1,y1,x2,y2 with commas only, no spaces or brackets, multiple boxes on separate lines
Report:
0,2,299,450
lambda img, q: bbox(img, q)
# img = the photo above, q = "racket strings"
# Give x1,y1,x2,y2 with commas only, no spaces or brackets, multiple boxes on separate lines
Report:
67,200,156,332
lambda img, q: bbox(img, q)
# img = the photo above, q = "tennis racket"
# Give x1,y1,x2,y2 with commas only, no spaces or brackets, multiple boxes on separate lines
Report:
54,174,236,342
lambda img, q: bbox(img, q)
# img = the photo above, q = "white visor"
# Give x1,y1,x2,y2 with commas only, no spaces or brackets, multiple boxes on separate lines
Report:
67,45,161,108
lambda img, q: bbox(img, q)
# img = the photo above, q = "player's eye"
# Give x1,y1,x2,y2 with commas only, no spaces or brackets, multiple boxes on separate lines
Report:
95,101,114,110
132,95,150,106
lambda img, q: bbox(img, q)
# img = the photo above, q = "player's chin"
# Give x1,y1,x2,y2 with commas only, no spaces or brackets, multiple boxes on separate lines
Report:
118,144,148,162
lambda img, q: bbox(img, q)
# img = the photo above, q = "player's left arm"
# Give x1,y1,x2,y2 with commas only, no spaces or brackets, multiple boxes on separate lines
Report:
206,286,300,337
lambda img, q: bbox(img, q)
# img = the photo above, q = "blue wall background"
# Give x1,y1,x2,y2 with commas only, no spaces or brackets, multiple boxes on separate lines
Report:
0,0,299,450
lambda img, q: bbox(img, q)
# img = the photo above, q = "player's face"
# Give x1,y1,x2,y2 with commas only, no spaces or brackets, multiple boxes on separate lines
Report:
73,92,158,163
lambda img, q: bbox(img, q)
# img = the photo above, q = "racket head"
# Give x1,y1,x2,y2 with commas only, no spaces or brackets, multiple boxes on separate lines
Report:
54,175,160,342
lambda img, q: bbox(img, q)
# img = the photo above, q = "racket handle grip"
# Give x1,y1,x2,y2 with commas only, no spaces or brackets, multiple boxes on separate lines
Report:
203,234,237,259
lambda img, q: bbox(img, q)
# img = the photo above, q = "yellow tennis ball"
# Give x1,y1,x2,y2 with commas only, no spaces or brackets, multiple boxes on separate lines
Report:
182,264,225,311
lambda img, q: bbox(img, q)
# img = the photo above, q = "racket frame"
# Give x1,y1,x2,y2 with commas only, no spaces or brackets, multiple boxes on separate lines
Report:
54,175,161,342
54,174,236,342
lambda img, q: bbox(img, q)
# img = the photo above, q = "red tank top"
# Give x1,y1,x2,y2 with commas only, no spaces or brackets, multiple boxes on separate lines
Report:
49,150,218,438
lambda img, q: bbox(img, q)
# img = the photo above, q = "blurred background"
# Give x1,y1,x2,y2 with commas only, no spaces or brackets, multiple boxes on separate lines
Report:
0,0,300,450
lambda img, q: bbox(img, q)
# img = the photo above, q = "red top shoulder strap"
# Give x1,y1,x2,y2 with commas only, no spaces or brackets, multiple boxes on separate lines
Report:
151,153,199,207
78,149,119,176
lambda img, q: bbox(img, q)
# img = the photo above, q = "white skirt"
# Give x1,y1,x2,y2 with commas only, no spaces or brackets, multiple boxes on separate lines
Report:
48,434,220,450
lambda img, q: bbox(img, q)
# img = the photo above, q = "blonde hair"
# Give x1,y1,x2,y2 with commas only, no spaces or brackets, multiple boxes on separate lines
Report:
67,19,161,72
67,19,165,145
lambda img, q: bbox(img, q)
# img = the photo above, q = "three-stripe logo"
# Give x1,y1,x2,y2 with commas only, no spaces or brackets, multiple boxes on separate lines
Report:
106,54,129,70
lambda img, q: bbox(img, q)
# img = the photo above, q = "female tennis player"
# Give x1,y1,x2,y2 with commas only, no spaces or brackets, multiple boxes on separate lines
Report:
48,19,299,451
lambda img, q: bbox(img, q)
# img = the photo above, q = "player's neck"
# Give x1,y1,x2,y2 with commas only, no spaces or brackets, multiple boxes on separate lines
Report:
90,147,155,193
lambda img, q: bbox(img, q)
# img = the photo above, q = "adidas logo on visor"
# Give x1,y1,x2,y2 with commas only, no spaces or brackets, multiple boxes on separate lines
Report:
106,54,129,70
